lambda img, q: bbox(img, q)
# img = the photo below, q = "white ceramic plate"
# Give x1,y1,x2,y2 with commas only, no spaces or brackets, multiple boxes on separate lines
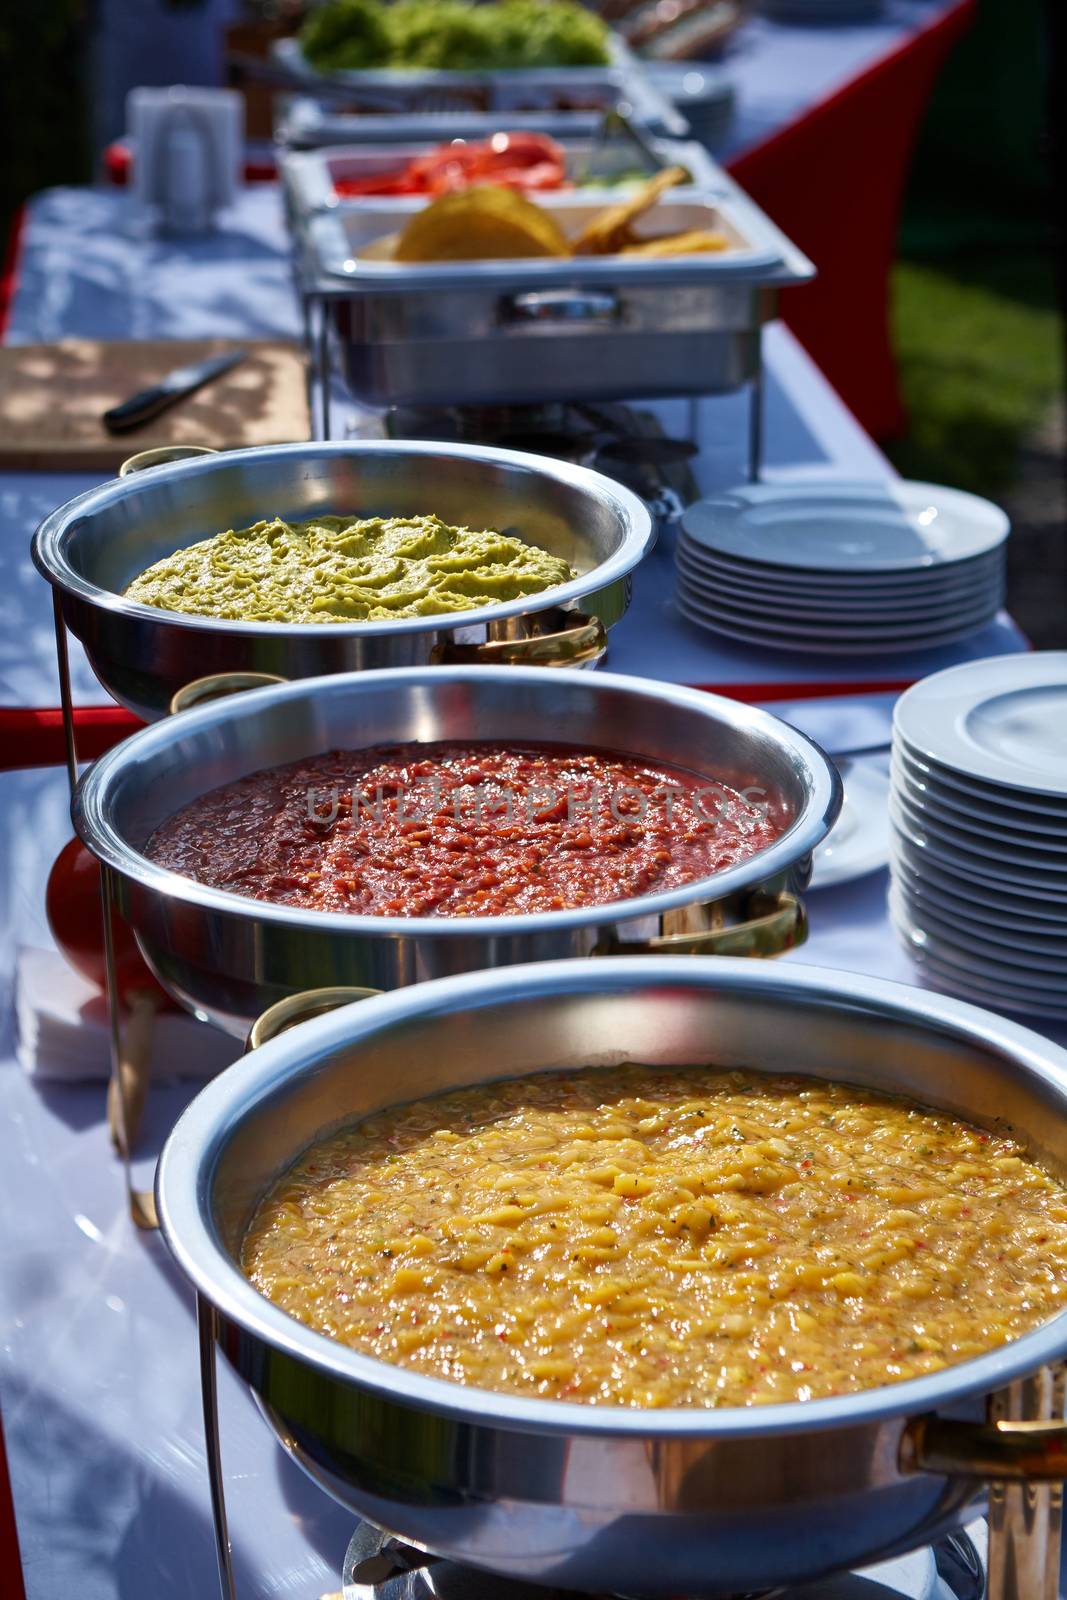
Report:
891,860,1067,954
891,785,1067,871
889,896,1067,992
893,735,1067,820
681,563,1004,624
890,908,1067,1020
675,553,1004,621
682,479,1009,574
890,884,1067,976
891,759,1067,852
894,653,1067,798
676,587,998,642
889,794,1067,894
890,836,1067,923
810,761,890,888
675,597,998,658
892,742,1067,833
675,534,1004,596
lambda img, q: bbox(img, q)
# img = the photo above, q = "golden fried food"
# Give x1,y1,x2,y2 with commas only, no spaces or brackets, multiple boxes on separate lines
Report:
571,164,689,255
361,231,402,260
392,185,571,261
619,228,731,258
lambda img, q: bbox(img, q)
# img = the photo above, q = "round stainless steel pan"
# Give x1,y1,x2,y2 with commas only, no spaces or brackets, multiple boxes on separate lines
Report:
156,957,1067,1597
31,441,653,721
71,666,840,1036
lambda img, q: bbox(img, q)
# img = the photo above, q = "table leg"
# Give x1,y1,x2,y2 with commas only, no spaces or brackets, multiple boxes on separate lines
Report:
199,1293,239,1600
52,591,79,797
748,365,764,483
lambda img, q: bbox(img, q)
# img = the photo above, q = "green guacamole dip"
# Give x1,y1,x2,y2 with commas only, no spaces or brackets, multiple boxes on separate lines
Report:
124,513,575,624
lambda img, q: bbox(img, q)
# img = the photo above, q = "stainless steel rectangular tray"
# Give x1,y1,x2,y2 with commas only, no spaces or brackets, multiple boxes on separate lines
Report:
276,95,688,149
280,134,730,219
306,190,786,284
272,36,688,143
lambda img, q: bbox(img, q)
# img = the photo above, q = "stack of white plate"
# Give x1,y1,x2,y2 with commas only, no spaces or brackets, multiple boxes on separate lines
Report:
890,653,1067,1020
676,480,1009,656
759,0,885,19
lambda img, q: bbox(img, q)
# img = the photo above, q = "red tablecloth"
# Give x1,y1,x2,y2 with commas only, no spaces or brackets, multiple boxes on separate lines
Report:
731,0,977,439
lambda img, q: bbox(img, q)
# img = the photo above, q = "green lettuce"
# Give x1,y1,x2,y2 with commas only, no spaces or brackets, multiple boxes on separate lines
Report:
299,0,612,73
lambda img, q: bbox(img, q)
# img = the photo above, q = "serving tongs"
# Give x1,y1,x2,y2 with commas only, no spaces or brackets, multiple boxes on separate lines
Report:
625,0,747,58
572,103,669,185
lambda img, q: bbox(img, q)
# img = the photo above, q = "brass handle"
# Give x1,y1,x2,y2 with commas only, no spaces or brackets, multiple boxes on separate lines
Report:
168,671,288,716
431,610,607,669
118,444,220,477
246,986,383,1053
595,892,806,960
904,1365,1067,1600
903,1412,1067,1483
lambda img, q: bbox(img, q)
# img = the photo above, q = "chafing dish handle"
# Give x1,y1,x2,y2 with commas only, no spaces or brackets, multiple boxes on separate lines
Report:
904,1365,1067,1600
168,671,289,716
245,987,383,1053
118,443,220,477
498,290,621,326
597,892,806,960
902,1414,1067,1482
431,612,608,669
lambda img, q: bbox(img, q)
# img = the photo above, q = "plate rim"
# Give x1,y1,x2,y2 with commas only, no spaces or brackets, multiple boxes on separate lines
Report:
810,762,891,889
893,733,1067,819
894,652,1067,799
681,479,1010,575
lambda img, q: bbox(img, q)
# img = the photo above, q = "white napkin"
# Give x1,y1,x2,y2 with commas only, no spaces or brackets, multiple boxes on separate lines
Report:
15,945,240,1083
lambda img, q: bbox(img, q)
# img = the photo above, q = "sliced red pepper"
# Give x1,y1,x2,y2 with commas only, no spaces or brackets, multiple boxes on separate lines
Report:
333,133,568,201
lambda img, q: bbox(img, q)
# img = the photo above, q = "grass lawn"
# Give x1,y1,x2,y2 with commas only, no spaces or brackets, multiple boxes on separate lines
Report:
886,249,1063,497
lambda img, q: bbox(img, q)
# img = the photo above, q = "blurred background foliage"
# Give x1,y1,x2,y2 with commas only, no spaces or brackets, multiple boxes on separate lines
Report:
887,0,1063,643
0,0,91,236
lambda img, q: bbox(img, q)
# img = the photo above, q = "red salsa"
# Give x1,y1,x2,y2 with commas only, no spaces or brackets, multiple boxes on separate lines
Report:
145,742,782,918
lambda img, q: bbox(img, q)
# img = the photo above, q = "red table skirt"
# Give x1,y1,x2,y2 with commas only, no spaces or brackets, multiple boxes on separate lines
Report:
0,680,913,773
730,0,977,439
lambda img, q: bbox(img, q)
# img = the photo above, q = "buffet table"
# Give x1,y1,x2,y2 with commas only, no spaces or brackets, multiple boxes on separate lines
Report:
0,182,1055,1600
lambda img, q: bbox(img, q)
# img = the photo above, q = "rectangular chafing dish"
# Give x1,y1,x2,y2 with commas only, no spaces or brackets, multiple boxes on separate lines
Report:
284,153,815,408
272,33,688,141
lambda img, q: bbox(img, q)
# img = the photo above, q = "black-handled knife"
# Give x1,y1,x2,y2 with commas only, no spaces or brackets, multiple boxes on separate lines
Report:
102,348,248,434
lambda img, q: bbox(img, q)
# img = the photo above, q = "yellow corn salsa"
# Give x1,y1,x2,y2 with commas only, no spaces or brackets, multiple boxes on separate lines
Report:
242,1066,1067,1407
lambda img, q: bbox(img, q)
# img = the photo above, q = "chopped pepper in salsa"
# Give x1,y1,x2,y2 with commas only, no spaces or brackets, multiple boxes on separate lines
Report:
144,742,781,917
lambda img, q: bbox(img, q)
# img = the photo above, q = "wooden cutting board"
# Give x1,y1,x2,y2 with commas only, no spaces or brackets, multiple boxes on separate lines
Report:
0,338,311,472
